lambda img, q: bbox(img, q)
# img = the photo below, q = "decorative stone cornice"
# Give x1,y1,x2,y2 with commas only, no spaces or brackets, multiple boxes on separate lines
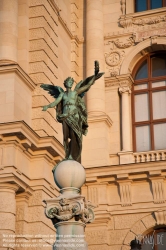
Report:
105,74,134,88
0,121,64,163
0,61,36,91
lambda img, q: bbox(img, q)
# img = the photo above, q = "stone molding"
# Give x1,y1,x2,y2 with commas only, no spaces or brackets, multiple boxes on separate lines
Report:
88,112,113,128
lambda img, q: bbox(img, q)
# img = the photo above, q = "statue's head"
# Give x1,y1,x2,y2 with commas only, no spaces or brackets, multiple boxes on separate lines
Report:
64,77,74,88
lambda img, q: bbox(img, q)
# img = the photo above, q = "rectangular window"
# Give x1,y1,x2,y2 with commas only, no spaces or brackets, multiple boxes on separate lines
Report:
135,0,147,12
154,123,166,150
135,93,149,122
152,91,166,119
136,125,151,151
135,0,164,12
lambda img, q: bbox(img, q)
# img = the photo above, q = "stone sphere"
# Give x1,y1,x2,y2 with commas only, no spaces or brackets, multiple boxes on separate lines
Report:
53,160,86,189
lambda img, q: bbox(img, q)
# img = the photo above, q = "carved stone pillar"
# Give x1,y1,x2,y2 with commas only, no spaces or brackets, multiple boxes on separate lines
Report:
0,0,18,62
119,86,132,152
0,183,19,249
86,0,105,115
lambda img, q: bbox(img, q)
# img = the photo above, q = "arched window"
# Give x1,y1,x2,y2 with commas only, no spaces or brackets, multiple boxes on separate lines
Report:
135,0,166,12
132,52,166,152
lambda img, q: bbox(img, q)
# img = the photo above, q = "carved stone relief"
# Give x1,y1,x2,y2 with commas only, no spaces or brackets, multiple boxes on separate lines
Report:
151,179,165,204
105,50,125,77
118,182,132,206
121,0,126,15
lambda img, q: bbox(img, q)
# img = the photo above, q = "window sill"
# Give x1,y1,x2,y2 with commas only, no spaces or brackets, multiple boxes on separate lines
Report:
120,7,166,29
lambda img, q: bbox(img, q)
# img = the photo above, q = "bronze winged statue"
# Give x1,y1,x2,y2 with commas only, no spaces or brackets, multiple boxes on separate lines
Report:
41,61,104,162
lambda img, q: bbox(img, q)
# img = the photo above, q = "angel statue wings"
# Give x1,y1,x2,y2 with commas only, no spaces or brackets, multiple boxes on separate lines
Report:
41,61,104,162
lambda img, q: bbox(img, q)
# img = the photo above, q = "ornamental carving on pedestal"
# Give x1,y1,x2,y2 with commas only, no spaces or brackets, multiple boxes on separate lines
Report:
44,196,95,224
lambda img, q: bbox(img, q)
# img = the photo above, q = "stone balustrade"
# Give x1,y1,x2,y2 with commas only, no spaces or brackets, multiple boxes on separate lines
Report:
133,150,166,163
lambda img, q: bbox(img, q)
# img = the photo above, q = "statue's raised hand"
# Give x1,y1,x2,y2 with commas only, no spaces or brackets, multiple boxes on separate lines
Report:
42,105,49,111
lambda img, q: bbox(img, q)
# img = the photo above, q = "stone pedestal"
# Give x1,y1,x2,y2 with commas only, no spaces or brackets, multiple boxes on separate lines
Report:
44,160,95,250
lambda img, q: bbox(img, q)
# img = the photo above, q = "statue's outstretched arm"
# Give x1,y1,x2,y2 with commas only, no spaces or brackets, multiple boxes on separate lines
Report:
42,93,63,111
76,76,96,95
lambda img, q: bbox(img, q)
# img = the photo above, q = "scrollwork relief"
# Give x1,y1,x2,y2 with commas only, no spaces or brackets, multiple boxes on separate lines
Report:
114,37,134,49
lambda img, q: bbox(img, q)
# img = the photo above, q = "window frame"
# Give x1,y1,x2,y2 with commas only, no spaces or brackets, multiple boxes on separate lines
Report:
135,0,166,12
132,52,166,152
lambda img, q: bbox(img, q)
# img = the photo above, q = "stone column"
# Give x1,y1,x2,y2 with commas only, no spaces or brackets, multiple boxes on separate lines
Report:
0,183,19,249
119,86,132,151
0,0,18,62
44,160,95,250
86,0,105,115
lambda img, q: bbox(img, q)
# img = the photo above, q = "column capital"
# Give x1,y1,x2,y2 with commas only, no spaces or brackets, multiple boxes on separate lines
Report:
0,183,19,193
119,86,131,94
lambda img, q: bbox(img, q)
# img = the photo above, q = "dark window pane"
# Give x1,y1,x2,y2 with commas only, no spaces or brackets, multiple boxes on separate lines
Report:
135,0,147,12
135,61,148,80
152,56,166,77
151,0,162,9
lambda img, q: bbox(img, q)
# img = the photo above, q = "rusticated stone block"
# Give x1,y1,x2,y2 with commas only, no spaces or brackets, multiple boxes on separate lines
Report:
114,213,148,229
86,230,108,245
109,230,128,245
